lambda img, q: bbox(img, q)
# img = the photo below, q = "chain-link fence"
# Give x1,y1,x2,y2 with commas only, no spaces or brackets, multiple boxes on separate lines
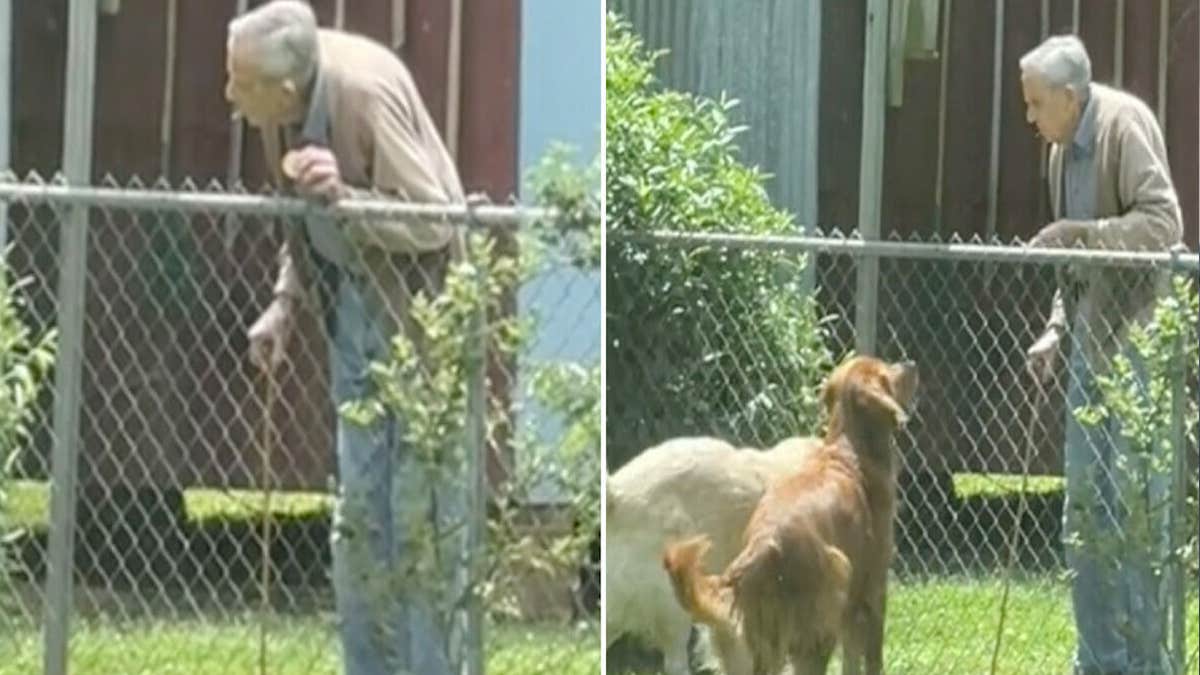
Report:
606,229,1199,674
0,176,600,674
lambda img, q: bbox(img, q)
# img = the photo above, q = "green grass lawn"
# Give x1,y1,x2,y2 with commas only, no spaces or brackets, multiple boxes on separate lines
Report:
6,477,1196,673
614,577,1200,675
0,615,599,675
3,479,599,673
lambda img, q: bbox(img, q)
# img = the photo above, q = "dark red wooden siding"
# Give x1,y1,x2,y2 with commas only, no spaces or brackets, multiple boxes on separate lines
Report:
11,0,519,489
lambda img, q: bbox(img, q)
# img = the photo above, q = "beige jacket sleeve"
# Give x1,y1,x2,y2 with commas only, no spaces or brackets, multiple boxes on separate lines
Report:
263,122,309,303
1038,146,1069,341
1086,116,1183,251
340,91,460,254
1046,287,1068,333
271,234,306,301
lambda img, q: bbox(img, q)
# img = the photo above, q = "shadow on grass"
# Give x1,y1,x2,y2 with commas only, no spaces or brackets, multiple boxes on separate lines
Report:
6,484,602,621
9,484,333,596
896,481,1065,577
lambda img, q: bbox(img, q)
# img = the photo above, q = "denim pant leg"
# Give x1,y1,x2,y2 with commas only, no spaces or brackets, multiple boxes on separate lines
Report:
1064,337,1167,674
1112,354,1169,674
328,275,466,675
329,277,404,675
391,444,470,675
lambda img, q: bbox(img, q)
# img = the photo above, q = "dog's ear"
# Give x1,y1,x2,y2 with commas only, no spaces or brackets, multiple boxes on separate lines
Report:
821,357,854,416
846,373,909,428
821,374,838,416
887,360,919,412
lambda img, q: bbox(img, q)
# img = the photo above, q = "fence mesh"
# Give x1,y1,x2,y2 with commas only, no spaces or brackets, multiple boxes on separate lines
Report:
605,230,1199,675
0,176,600,674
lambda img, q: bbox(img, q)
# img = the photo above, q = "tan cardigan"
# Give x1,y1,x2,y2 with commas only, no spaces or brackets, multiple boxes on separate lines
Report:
259,28,466,335
1041,83,1184,366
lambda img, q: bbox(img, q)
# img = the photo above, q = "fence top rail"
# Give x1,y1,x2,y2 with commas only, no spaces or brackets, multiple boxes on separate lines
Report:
0,180,557,228
614,229,1200,272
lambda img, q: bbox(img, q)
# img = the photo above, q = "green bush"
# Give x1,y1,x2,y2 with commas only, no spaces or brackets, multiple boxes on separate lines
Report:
0,256,57,612
526,142,601,270
1075,274,1198,645
604,12,832,468
338,143,602,659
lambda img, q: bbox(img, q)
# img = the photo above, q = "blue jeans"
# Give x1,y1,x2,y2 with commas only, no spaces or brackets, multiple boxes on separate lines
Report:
327,270,468,675
1063,326,1169,674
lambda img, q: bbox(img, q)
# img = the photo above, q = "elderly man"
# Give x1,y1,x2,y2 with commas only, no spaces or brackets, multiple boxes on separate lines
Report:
224,2,467,674
1021,35,1183,675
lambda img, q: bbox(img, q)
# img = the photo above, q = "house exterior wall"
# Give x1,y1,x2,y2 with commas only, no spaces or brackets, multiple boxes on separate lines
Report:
11,0,520,489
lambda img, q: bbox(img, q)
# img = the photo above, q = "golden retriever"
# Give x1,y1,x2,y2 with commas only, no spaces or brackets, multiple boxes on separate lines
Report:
605,435,821,675
663,356,918,675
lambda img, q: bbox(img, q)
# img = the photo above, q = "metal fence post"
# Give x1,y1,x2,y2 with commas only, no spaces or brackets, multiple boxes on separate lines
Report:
1157,0,1170,128
855,0,888,355
0,0,11,253
464,229,488,675
984,0,1004,245
43,1,99,673
1168,310,1187,674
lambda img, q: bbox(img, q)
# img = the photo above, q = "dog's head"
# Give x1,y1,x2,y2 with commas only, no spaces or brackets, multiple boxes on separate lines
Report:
821,356,919,432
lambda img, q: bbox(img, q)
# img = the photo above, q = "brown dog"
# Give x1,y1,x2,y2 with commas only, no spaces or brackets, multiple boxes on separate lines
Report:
663,356,918,675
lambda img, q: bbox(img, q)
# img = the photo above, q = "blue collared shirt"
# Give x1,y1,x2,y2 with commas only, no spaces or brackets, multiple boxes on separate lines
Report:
288,67,359,271
1062,86,1098,220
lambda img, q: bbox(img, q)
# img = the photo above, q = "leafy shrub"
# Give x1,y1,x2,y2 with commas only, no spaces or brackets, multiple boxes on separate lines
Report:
0,255,57,613
526,142,601,270
1075,274,1198,641
604,12,832,468
338,145,602,662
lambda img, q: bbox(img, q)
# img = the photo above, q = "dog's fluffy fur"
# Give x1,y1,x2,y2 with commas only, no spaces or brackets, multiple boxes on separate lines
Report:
663,356,918,675
605,435,821,675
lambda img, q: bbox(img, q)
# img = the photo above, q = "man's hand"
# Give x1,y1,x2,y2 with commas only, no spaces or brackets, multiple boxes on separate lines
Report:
1025,328,1062,384
282,145,345,202
1028,219,1091,249
248,296,296,374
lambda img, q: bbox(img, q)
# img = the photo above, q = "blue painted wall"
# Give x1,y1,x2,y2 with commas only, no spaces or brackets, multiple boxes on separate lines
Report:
516,0,602,502
518,0,602,175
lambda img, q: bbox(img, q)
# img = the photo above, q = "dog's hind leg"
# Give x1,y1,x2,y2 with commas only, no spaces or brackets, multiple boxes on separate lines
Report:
840,611,864,675
791,639,837,675
862,592,886,675
659,615,693,675
707,623,753,675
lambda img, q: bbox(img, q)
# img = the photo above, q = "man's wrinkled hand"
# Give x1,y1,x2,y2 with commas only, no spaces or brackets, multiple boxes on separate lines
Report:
248,296,296,374
1028,219,1090,249
1025,329,1061,385
282,145,346,202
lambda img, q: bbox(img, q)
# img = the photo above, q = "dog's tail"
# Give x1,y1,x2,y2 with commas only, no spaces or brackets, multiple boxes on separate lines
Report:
822,544,852,611
662,536,737,634
725,536,853,642
726,536,851,597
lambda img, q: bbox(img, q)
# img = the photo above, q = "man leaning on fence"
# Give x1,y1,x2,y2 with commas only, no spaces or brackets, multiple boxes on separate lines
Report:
224,2,468,674
1020,35,1184,675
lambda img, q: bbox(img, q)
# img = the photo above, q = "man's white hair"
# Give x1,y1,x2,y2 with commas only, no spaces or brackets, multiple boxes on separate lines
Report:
228,0,319,84
1019,35,1091,96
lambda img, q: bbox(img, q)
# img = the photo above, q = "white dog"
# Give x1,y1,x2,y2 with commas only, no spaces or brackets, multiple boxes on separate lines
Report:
605,435,820,675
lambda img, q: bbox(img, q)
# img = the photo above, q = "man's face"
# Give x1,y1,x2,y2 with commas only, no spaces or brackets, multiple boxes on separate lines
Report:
224,41,302,128
1021,73,1079,145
